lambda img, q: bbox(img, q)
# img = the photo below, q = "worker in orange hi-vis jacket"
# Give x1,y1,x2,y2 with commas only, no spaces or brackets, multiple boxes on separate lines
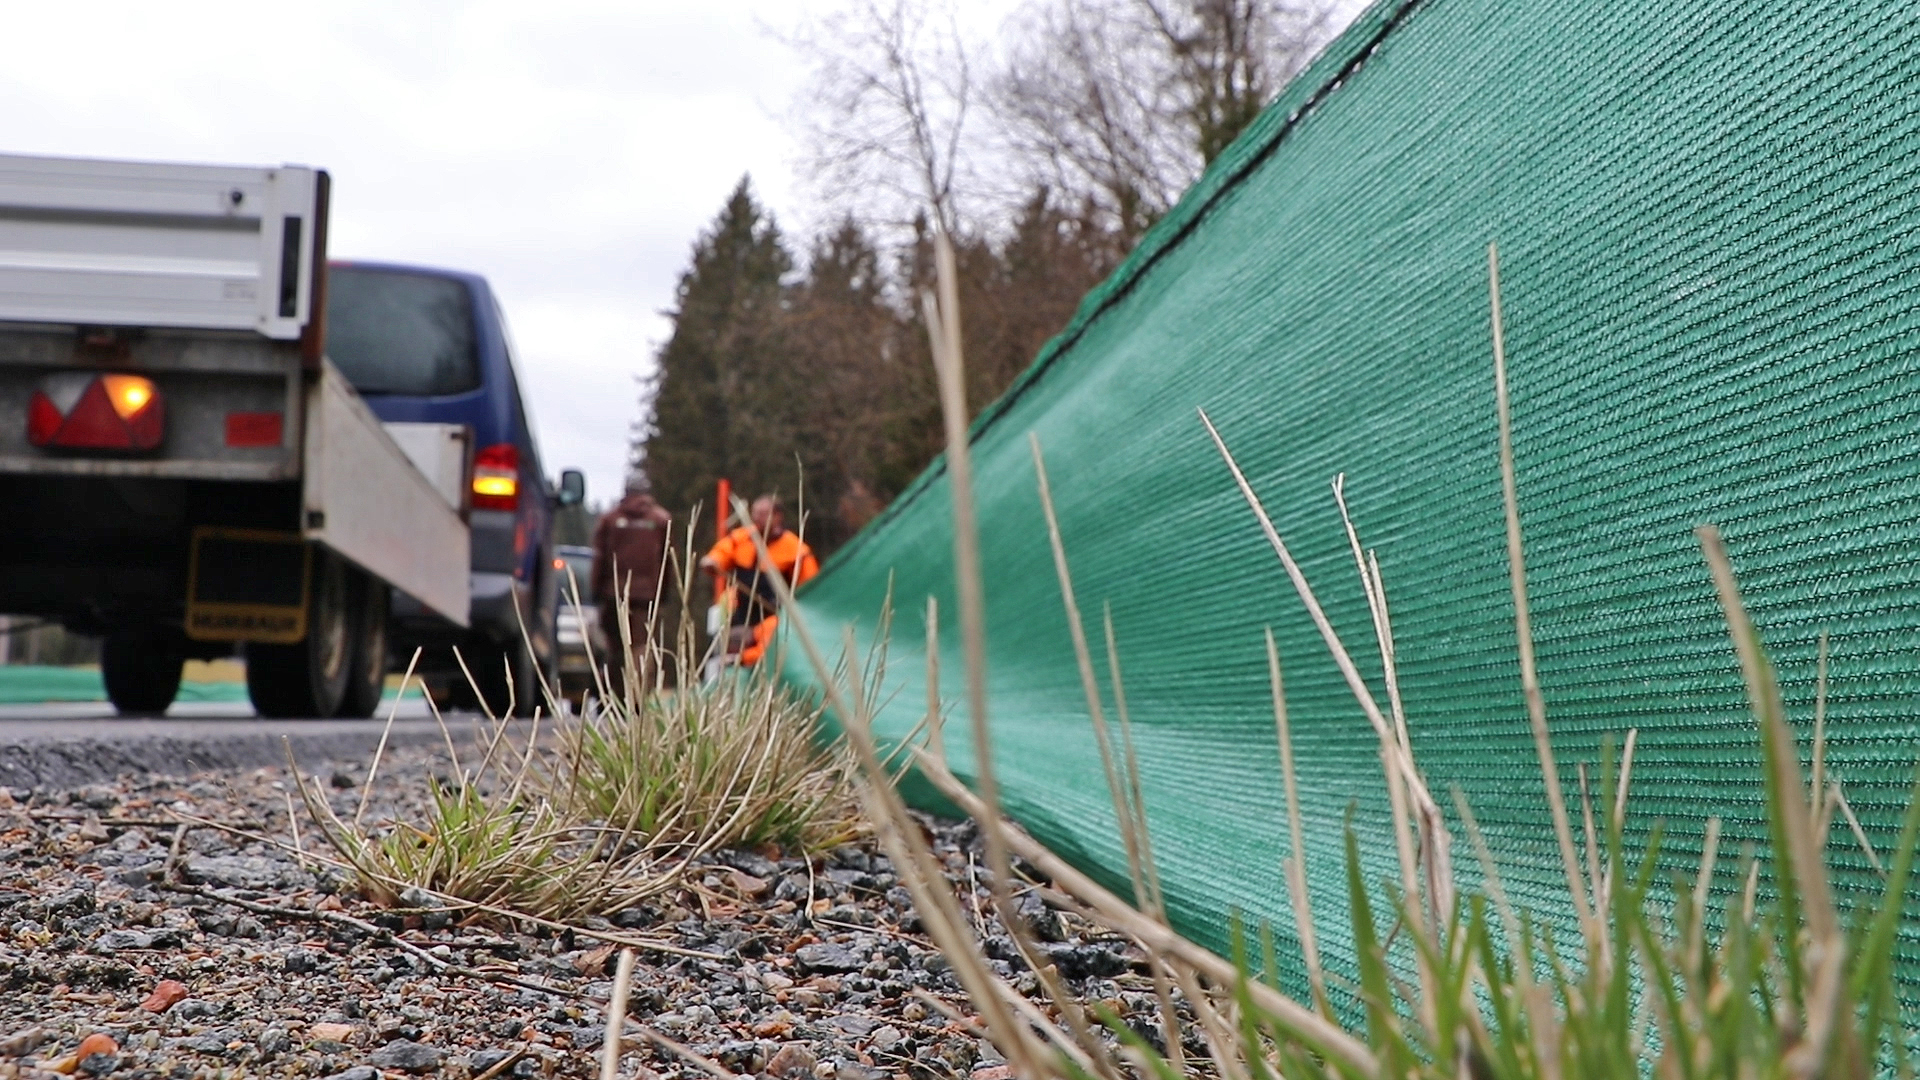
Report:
699,494,817,667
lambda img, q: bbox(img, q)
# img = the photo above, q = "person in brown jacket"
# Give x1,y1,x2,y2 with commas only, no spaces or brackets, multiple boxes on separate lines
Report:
590,475,672,692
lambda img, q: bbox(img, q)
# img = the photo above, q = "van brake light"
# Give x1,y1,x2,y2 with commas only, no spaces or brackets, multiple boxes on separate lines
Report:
472,442,519,511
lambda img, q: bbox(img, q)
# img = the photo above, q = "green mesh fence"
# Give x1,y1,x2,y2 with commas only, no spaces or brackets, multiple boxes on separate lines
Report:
786,0,1920,1010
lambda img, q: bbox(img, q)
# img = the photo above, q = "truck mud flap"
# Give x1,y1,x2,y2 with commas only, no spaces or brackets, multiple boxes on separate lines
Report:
185,526,308,643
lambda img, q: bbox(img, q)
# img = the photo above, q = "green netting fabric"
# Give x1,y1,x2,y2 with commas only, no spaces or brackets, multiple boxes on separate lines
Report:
787,0,1920,1009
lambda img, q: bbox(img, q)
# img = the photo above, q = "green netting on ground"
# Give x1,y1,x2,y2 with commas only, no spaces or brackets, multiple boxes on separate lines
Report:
0,667,250,704
0,667,424,707
786,0,1920,1011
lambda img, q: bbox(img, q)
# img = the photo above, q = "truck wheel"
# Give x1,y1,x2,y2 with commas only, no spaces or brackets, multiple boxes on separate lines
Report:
336,574,389,719
247,551,353,718
102,626,184,717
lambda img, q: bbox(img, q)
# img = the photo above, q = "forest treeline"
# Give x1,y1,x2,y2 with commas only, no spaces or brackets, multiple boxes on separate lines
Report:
639,0,1347,556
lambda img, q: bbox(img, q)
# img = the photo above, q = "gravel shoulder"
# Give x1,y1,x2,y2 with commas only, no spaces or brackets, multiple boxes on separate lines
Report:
0,707,450,791
0,741,1169,1080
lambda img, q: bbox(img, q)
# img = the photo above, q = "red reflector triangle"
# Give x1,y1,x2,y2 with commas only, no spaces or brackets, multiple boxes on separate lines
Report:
54,379,133,449
27,392,62,446
125,396,164,450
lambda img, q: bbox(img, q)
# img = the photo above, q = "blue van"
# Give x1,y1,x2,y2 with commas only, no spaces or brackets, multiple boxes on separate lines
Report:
323,261,583,714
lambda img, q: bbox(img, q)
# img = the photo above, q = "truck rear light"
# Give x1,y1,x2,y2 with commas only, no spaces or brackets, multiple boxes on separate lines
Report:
27,372,163,451
472,442,519,511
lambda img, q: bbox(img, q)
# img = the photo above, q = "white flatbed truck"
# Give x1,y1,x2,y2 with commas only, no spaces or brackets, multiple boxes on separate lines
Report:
0,151,470,717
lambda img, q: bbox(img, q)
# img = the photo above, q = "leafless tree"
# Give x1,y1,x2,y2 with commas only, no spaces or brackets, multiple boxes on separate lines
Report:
991,0,1345,241
791,0,982,240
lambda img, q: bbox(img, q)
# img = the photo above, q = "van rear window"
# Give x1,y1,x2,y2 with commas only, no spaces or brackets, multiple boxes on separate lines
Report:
325,268,481,396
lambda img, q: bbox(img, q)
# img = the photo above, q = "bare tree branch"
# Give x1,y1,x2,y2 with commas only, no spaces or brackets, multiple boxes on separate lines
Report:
988,0,1346,242
791,0,983,240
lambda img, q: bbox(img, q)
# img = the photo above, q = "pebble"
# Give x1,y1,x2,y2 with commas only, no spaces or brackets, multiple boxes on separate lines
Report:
766,1040,817,1079
93,929,152,952
368,1039,444,1072
138,980,190,1014
793,942,864,974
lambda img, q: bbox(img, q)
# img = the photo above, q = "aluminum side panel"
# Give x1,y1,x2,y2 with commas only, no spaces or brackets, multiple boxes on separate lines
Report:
0,153,317,339
303,363,469,626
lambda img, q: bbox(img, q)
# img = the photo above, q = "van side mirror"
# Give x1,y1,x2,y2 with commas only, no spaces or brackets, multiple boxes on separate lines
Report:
557,469,586,507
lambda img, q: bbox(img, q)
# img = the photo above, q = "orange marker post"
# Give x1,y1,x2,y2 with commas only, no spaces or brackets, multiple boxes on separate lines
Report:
713,477,731,605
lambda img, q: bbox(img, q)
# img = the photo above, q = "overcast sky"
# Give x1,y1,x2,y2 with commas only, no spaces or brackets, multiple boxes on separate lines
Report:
2,1,1357,506
0,0,892,504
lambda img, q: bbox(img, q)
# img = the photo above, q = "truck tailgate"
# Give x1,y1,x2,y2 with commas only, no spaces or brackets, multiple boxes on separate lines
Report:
303,363,469,627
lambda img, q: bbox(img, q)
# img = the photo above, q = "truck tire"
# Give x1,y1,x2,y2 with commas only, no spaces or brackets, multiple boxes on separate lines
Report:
336,571,389,719
102,626,184,717
247,551,353,718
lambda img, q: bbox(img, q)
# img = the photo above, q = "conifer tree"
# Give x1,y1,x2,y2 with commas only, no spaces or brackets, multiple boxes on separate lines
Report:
640,177,794,526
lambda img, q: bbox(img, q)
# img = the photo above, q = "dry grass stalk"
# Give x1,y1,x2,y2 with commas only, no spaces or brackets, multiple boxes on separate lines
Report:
1265,628,1328,1016
602,948,637,1080
747,560,1060,1080
1697,524,1861,1078
916,240,1070,1058
1488,242,1595,945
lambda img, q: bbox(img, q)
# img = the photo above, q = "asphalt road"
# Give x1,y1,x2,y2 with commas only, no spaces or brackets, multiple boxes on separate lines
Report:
0,698,471,791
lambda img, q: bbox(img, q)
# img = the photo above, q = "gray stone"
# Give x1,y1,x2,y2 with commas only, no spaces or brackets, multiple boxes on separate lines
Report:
610,906,656,929
822,905,877,927
709,1040,761,1071
320,1069,378,1080
822,868,874,891
93,929,152,952
1016,893,1064,942
171,1034,230,1055
471,1049,515,1072
794,942,864,974
182,854,306,891
172,999,217,1021
719,849,779,879
368,1039,444,1073
1042,941,1128,980
114,863,162,888
825,1015,878,1038
283,948,322,974
257,1028,291,1057
869,1025,903,1052
35,888,93,919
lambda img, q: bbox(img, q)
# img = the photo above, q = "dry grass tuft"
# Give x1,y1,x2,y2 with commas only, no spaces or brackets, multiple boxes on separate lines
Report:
297,530,859,923
555,653,862,859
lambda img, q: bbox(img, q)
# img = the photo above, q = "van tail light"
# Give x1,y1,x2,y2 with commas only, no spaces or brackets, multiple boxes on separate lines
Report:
472,442,519,511
28,372,163,451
